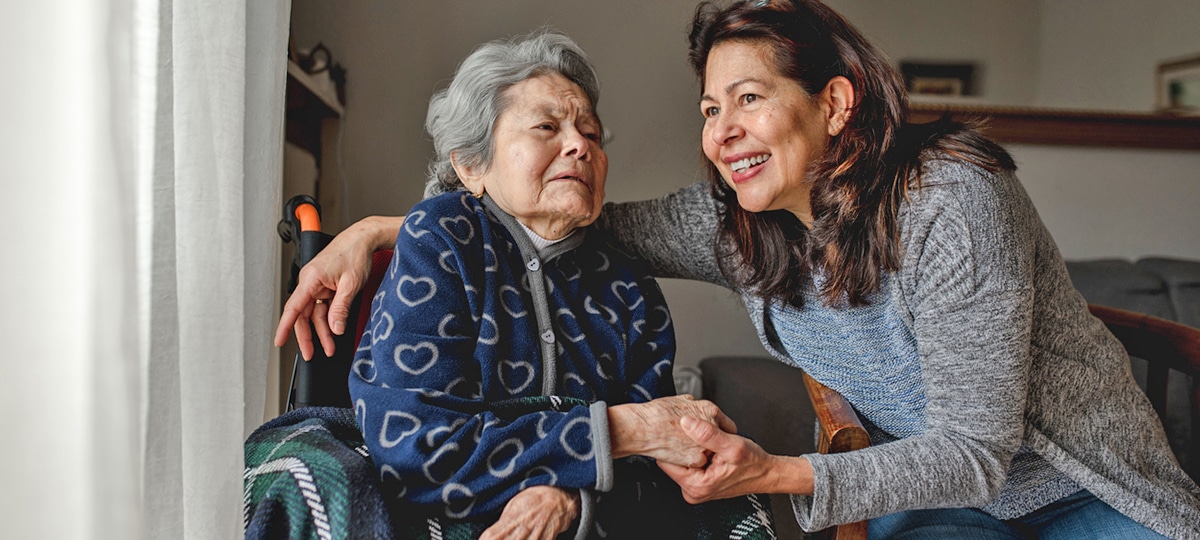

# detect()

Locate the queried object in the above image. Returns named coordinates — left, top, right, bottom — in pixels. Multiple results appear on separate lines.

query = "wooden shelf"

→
left=908, top=103, right=1200, bottom=151
left=284, top=59, right=344, bottom=167
left=286, top=60, right=343, bottom=117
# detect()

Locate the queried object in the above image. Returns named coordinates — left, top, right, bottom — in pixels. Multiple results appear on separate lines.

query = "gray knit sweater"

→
left=597, top=159, right=1200, bottom=538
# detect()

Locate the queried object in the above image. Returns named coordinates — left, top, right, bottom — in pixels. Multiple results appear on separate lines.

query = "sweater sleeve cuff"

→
left=789, top=452, right=833, bottom=532
left=589, top=401, right=614, bottom=492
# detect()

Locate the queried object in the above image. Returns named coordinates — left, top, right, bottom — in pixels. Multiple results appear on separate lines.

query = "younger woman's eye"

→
left=742, top=94, right=758, bottom=105
left=703, top=106, right=719, bottom=118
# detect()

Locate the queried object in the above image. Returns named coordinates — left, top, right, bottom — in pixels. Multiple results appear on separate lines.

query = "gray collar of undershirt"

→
left=516, top=220, right=575, bottom=259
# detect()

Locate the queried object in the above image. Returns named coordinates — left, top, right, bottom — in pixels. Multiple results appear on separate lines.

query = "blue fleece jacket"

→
left=349, top=191, right=675, bottom=519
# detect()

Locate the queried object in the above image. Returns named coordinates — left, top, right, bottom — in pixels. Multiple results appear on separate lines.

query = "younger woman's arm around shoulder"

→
left=595, top=182, right=728, bottom=286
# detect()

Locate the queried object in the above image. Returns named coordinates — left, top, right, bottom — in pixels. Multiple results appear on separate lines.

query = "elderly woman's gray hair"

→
left=424, top=30, right=601, bottom=197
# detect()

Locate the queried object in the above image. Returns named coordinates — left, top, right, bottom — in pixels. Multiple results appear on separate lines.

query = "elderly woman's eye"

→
left=742, top=94, right=758, bottom=105
left=538, top=123, right=556, bottom=131
left=703, top=106, right=719, bottom=118
left=584, top=132, right=601, bottom=141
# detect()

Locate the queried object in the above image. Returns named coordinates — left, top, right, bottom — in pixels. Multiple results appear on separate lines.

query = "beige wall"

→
left=1021, top=0, right=1200, bottom=261
left=290, top=0, right=763, bottom=366
left=829, top=0, right=1042, bottom=107
left=290, top=0, right=1200, bottom=366
left=834, top=0, right=1200, bottom=260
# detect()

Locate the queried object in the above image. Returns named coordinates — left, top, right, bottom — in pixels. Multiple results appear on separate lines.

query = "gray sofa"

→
left=698, top=256, right=1200, bottom=539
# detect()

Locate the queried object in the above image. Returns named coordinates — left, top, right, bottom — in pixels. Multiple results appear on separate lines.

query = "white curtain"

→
left=1, top=0, right=289, bottom=537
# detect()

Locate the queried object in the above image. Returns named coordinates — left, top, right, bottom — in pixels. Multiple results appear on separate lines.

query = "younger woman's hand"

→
left=273, top=215, right=404, bottom=359
left=480, top=485, right=580, bottom=540
left=658, top=416, right=813, bottom=503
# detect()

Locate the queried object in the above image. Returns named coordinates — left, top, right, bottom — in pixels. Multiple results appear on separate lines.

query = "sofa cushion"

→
left=1064, top=259, right=1173, bottom=321
left=700, top=356, right=817, bottom=456
left=1137, top=257, right=1200, bottom=329
left=700, top=356, right=815, bottom=540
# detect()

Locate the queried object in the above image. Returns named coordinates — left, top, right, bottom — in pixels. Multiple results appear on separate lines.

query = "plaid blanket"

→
left=244, top=406, right=776, bottom=539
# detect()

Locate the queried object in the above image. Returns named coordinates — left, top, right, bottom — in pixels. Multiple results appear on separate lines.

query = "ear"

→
left=450, top=152, right=486, bottom=195
left=821, top=76, right=855, bottom=136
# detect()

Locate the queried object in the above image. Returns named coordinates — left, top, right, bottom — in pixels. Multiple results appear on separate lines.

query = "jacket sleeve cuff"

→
left=573, top=489, right=595, bottom=540
left=589, top=401, right=614, bottom=492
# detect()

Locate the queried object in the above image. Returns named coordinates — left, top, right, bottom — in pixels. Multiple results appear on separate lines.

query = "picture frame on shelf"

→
left=900, top=61, right=977, bottom=97
left=1157, top=54, right=1200, bottom=115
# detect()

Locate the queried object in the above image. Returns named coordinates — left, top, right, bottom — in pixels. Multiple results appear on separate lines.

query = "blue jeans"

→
left=868, top=490, right=1167, bottom=539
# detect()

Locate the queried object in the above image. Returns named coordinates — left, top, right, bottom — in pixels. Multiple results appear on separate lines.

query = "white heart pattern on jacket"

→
left=499, top=359, right=535, bottom=394
left=397, top=275, right=436, bottom=307
left=424, top=417, right=468, bottom=449
left=519, top=466, right=558, bottom=489
left=394, top=342, right=439, bottom=375
left=352, top=356, right=377, bottom=383
left=379, top=410, right=422, bottom=448
left=611, top=281, right=643, bottom=310
left=442, top=482, right=476, bottom=518
left=477, top=314, right=499, bottom=346
left=423, top=443, right=461, bottom=485
left=487, top=438, right=525, bottom=478
left=483, top=245, right=498, bottom=272
left=438, top=250, right=459, bottom=276
left=439, top=215, right=475, bottom=245
left=558, top=417, right=594, bottom=461
left=584, top=295, right=618, bottom=324
left=370, top=311, right=394, bottom=344
left=404, top=210, right=429, bottom=239
left=379, top=464, right=407, bottom=498
left=555, top=308, right=587, bottom=343
left=438, top=313, right=464, bottom=338
left=499, top=285, right=527, bottom=318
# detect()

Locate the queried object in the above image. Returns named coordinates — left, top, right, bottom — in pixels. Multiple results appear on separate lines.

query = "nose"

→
left=562, top=126, right=591, bottom=161
left=707, top=112, right=743, bottom=147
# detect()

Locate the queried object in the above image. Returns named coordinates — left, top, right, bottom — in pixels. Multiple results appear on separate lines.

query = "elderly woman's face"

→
left=460, top=73, right=608, bottom=240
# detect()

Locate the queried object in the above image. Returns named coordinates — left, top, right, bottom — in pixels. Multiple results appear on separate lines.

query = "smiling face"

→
left=700, top=40, right=848, bottom=224
left=455, top=72, right=608, bottom=240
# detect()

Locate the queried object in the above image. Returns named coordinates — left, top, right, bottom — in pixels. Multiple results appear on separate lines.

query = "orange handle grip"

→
left=295, top=203, right=321, bottom=232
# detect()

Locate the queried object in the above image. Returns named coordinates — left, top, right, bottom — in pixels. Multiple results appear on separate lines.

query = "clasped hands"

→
left=612, top=396, right=777, bottom=505
left=487, top=396, right=777, bottom=539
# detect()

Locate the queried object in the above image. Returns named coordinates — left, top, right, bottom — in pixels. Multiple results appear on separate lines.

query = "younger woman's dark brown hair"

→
left=689, top=0, right=1014, bottom=307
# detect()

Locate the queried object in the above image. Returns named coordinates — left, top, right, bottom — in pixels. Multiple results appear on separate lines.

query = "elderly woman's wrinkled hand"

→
left=609, top=395, right=738, bottom=467
left=479, top=485, right=580, bottom=540
left=273, top=216, right=403, bottom=360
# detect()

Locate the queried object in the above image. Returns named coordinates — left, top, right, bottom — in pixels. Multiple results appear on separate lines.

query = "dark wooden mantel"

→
left=908, top=103, right=1200, bottom=151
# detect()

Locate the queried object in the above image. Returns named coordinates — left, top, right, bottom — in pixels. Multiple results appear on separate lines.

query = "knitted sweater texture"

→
left=597, top=159, right=1200, bottom=538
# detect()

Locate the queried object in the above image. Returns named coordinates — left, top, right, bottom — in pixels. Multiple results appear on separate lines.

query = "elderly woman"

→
left=339, top=31, right=772, bottom=540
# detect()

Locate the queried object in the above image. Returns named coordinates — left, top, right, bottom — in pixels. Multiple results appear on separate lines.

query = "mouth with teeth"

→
left=727, top=153, right=770, bottom=182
